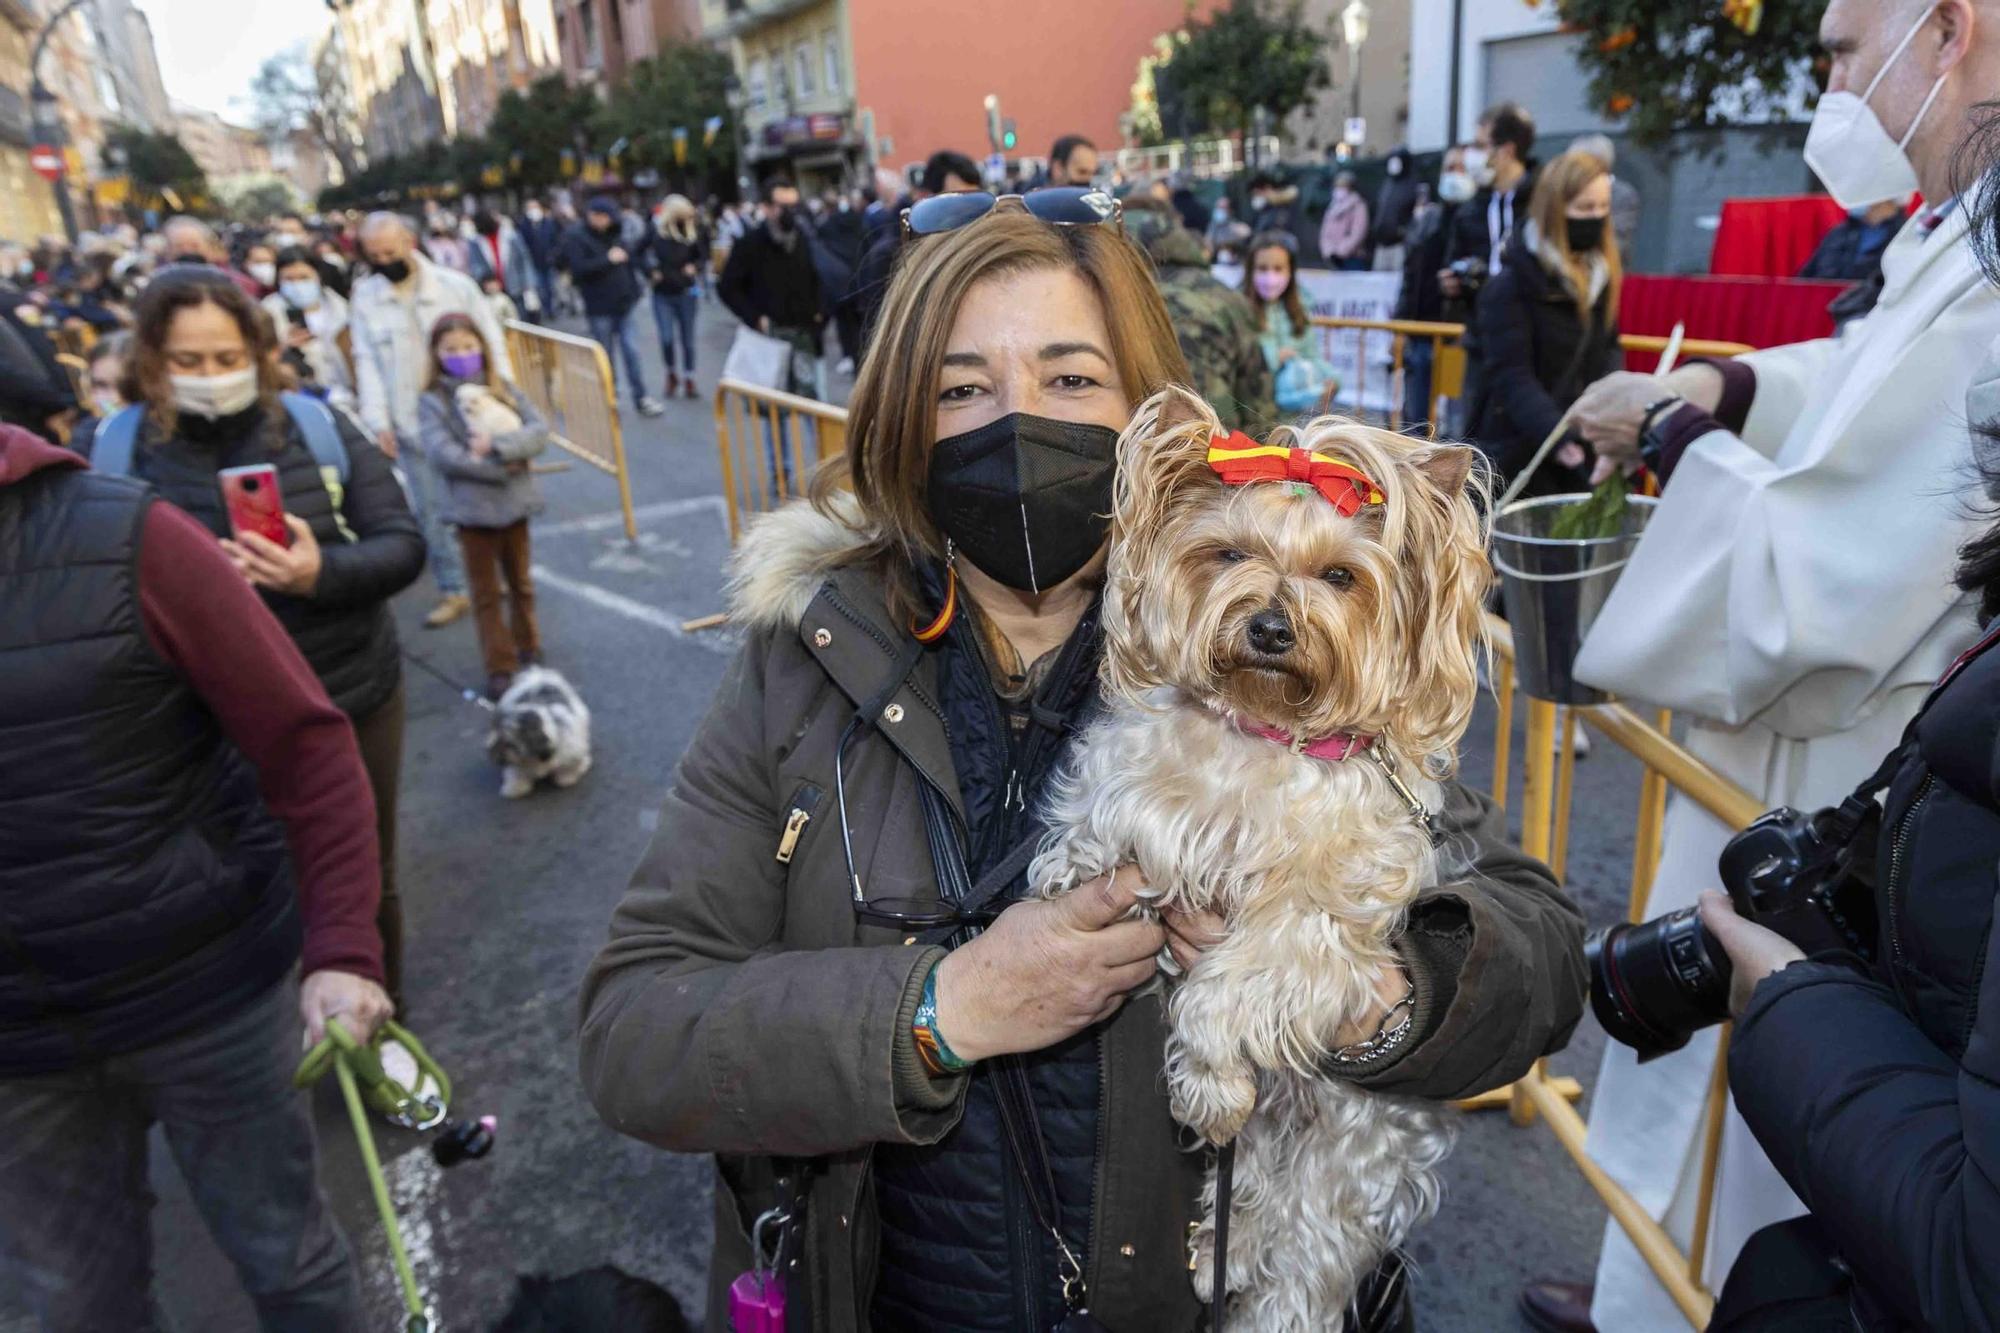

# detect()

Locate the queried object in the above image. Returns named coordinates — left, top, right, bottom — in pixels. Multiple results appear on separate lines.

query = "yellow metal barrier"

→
left=504, top=321, right=637, bottom=541
left=709, top=378, right=1760, bottom=1325
left=1306, top=316, right=1756, bottom=439
left=712, top=377, right=850, bottom=542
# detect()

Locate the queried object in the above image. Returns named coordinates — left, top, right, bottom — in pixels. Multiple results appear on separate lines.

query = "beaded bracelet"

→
left=912, top=961, right=973, bottom=1076
left=1331, top=978, right=1417, bottom=1066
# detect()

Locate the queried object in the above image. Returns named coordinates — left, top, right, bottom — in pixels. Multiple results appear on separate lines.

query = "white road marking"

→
left=529, top=564, right=738, bottom=657
left=537, top=494, right=731, bottom=536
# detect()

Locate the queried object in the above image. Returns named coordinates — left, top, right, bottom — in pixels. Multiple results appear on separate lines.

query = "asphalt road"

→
left=5, top=301, right=1663, bottom=1333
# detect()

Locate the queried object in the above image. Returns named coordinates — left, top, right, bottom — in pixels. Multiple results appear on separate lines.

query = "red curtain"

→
left=1709, top=196, right=1851, bottom=278
left=1619, top=274, right=1848, bottom=370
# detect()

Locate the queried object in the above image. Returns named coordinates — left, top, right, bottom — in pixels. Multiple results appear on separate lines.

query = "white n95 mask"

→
left=1803, top=5, right=1947, bottom=210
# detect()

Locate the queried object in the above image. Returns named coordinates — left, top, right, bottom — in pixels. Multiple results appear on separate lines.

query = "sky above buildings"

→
left=138, top=0, right=327, bottom=122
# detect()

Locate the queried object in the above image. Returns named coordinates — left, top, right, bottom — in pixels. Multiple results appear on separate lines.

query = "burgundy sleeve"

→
left=1649, top=359, right=1759, bottom=487
left=135, top=500, right=385, bottom=983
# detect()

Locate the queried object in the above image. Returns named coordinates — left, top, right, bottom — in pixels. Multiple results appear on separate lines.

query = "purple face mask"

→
left=1253, top=270, right=1289, bottom=303
left=442, top=351, right=485, bottom=380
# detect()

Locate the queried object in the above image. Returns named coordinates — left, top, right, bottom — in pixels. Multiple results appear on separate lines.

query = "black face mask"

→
left=374, top=257, right=412, bottom=283
left=926, top=412, right=1119, bottom=595
left=1566, top=217, right=1607, bottom=254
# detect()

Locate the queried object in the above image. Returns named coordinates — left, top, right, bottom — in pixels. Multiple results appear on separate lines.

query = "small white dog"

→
left=456, top=381, right=525, bottom=441
left=1032, top=388, right=1493, bottom=1330
left=487, top=667, right=592, bottom=799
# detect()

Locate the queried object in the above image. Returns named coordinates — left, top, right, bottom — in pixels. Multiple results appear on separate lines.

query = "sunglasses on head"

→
left=902, top=186, right=1123, bottom=240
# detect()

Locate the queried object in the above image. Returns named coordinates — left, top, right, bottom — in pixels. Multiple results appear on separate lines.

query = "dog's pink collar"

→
left=1235, top=717, right=1375, bottom=762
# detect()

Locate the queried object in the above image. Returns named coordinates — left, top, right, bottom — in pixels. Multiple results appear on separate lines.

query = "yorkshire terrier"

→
left=1031, top=387, right=1492, bottom=1330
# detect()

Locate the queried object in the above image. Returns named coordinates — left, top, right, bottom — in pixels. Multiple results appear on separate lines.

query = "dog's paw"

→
left=500, top=770, right=535, bottom=799
left=552, top=759, right=589, bottom=789
left=1188, top=1221, right=1219, bottom=1302
left=1172, top=1066, right=1257, bottom=1146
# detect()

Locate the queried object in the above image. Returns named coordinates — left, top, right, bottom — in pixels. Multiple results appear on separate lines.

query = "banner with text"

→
left=1211, top=266, right=1403, bottom=417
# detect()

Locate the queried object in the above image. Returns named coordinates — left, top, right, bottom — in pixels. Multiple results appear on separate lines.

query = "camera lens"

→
left=242, top=475, right=260, bottom=492
left=1587, top=907, right=1733, bottom=1062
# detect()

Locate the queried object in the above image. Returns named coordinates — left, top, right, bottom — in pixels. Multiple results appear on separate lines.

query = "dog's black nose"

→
left=1246, top=608, right=1295, bottom=655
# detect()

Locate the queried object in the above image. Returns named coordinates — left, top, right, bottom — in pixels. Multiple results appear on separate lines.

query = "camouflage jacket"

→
left=1147, top=227, right=1277, bottom=433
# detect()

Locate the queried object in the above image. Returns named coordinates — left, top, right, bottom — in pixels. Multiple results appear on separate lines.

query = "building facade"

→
left=85, top=0, right=172, bottom=134
left=1284, top=0, right=1412, bottom=159
left=327, top=0, right=447, bottom=162
left=427, top=0, right=560, bottom=138
left=0, top=0, right=61, bottom=240
left=172, top=102, right=273, bottom=183
left=312, top=22, right=368, bottom=174
left=554, top=0, right=700, bottom=91
left=702, top=0, right=858, bottom=192
left=844, top=0, right=1208, bottom=184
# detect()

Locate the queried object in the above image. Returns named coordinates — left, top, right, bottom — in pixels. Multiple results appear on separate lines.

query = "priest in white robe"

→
left=1537, top=2, right=2000, bottom=1328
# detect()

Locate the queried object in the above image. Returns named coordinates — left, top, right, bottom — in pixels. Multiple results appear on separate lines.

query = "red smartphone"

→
left=218, top=464, right=291, bottom=547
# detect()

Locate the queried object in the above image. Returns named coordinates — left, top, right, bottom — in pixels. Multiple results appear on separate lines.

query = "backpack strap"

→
left=89, top=406, right=146, bottom=476
left=281, top=391, right=349, bottom=485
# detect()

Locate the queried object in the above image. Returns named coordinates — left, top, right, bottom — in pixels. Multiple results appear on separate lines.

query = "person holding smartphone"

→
left=88, top=267, right=426, bottom=1011
left=263, top=246, right=354, bottom=410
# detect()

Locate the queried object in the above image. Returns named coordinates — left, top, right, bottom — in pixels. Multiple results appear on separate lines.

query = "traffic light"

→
left=1002, top=118, right=1018, bottom=151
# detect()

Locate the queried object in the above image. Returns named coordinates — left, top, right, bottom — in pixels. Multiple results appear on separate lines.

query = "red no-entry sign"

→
left=29, top=145, right=62, bottom=181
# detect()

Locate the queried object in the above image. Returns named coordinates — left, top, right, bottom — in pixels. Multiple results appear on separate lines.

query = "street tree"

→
left=1553, top=0, right=1821, bottom=145
left=105, top=123, right=209, bottom=209
left=1146, top=0, right=1330, bottom=143
left=248, top=46, right=363, bottom=183
left=216, top=173, right=299, bottom=224
left=598, top=44, right=739, bottom=192
left=489, top=76, right=606, bottom=191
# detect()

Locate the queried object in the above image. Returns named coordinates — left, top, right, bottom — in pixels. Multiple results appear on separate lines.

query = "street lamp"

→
left=1340, top=0, right=1371, bottom=145
left=30, top=0, right=92, bottom=243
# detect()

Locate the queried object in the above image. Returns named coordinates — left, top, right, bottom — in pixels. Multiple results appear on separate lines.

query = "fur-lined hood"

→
left=725, top=493, right=882, bottom=634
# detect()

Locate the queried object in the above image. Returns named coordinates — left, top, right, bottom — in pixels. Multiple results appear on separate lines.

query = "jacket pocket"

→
left=774, top=782, right=826, bottom=868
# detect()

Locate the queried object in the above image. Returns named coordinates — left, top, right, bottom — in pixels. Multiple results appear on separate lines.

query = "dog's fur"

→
left=491, top=1265, right=691, bottom=1332
left=1029, top=387, right=1493, bottom=1331
left=487, top=666, right=592, bottom=799
left=456, top=381, right=526, bottom=441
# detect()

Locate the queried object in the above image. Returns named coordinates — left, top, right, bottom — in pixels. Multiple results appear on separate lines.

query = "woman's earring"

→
left=914, top=540, right=958, bottom=643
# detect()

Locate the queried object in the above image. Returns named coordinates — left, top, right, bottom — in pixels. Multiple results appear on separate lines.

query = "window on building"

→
left=823, top=32, right=841, bottom=93
left=793, top=43, right=813, bottom=98
left=748, top=55, right=768, bottom=107
left=580, top=1, right=602, bottom=68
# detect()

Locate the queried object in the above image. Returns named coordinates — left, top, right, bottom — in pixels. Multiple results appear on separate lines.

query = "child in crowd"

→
left=1242, top=231, right=1338, bottom=417
left=416, top=314, right=551, bottom=700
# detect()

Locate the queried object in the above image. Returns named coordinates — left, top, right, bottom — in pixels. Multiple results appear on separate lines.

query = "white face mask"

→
left=1462, top=147, right=1494, bottom=188
left=1438, top=172, right=1478, bottom=205
left=280, top=278, right=321, bottom=310
left=1804, top=5, right=1947, bottom=210
left=247, top=261, right=276, bottom=286
left=171, top=367, right=259, bottom=419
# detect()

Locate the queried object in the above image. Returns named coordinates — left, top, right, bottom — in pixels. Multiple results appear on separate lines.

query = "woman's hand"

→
left=469, top=428, right=494, bottom=459
left=300, top=969, right=394, bottom=1046
left=933, top=865, right=1165, bottom=1063
left=1163, top=906, right=1226, bottom=973
left=286, top=324, right=314, bottom=350
left=222, top=515, right=322, bottom=597
left=1331, top=965, right=1418, bottom=1051
left=1699, top=890, right=1805, bottom=1018
left=1555, top=441, right=1588, bottom=470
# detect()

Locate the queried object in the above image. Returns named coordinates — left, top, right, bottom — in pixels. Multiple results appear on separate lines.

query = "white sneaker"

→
left=636, top=396, right=667, bottom=417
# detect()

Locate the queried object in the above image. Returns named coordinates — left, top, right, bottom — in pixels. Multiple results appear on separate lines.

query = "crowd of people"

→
left=11, top=0, right=2000, bottom=1326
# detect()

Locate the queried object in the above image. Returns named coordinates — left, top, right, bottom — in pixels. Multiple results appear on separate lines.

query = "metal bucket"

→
left=1491, top=493, right=1658, bottom=705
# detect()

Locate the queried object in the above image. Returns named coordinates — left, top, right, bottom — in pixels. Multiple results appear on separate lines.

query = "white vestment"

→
left=1571, top=203, right=2000, bottom=1329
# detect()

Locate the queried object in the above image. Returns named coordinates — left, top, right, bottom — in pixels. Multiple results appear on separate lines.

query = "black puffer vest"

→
left=126, top=404, right=401, bottom=720
left=872, top=590, right=1107, bottom=1332
left=0, top=467, right=301, bottom=1075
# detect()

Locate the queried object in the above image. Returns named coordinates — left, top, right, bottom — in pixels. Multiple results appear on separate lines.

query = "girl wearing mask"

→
left=1241, top=231, right=1337, bottom=417
left=1466, top=148, right=1623, bottom=497
left=94, top=268, right=425, bottom=1006
left=416, top=315, right=550, bottom=700
left=263, top=246, right=354, bottom=409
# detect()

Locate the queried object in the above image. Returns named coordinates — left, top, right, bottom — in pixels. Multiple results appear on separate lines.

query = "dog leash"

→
left=400, top=648, right=496, bottom=713
left=1211, top=1141, right=1235, bottom=1331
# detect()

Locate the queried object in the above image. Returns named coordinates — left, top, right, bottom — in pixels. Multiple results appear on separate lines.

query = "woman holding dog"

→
left=91, top=266, right=426, bottom=1009
left=417, top=313, right=551, bottom=701
left=582, top=193, right=1587, bottom=1332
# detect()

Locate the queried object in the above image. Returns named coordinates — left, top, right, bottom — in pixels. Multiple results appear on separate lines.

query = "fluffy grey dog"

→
left=487, top=667, right=592, bottom=799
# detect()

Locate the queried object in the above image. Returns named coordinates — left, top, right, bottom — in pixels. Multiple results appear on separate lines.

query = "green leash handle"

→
left=295, top=1017, right=446, bottom=1331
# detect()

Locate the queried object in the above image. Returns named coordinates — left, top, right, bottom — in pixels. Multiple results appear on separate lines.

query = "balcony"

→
left=711, top=0, right=825, bottom=40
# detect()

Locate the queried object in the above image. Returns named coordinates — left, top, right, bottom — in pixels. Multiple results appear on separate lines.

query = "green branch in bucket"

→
left=1547, top=472, right=1632, bottom=541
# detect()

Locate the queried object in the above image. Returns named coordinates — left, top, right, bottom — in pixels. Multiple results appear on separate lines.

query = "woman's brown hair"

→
left=424, top=313, right=516, bottom=410
left=119, top=267, right=282, bottom=440
left=1527, top=149, right=1623, bottom=326
left=816, top=211, right=1190, bottom=616
left=1241, top=232, right=1309, bottom=338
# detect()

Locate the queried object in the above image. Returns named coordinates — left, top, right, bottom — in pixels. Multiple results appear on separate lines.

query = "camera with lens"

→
left=1446, top=256, right=1488, bottom=295
left=1588, top=804, right=1878, bottom=1062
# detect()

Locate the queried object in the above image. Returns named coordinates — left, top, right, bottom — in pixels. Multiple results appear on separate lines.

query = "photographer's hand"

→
left=1699, top=891, right=1805, bottom=1018
left=933, top=865, right=1165, bottom=1063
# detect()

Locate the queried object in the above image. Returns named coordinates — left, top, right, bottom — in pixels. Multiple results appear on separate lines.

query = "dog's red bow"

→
left=1205, top=431, right=1385, bottom=517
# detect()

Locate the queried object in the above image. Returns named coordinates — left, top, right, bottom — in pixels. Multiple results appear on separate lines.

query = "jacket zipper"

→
left=1885, top=774, right=1934, bottom=983
left=773, top=783, right=824, bottom=865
